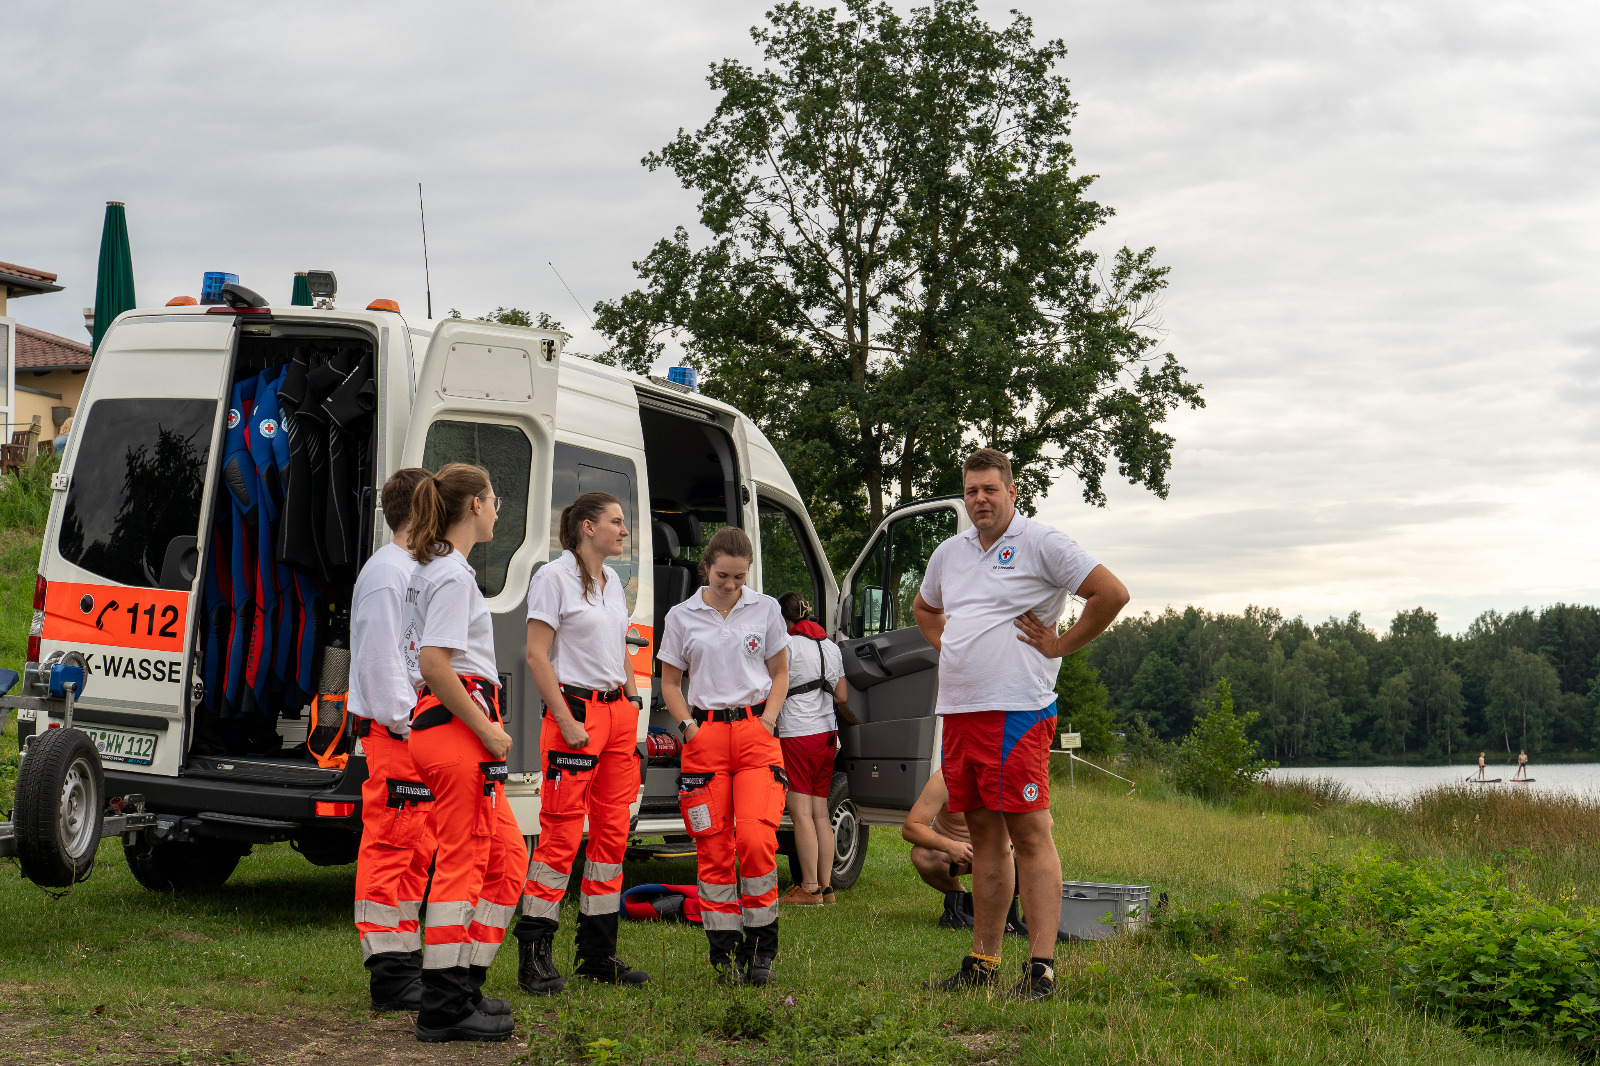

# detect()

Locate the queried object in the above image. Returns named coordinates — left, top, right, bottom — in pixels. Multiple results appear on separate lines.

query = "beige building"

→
left=2, top=259, right=89, bottom=458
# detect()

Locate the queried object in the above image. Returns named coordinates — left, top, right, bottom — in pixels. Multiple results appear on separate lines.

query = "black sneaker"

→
left=924, top=955, right=999, bottom=992
left=415, top=1008, right=515, bottom=1043
left=939, top=890, right=975, bottom=930
left=517, top=935, right=566, bottom=995
left=575, top=955, right=650, bottom=986
left=747, top=954, right=776, bottom=986
left=1014, top=961, right=1055, bottom=1001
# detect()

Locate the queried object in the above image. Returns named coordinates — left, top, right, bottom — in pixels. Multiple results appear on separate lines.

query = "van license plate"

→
left=82, top=727, right=158, bottom=767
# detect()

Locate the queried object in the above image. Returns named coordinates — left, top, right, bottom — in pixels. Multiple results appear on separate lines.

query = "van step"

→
left=196, top=811, right=301, bottom=830
left=185, top=755, right=341, bottom=787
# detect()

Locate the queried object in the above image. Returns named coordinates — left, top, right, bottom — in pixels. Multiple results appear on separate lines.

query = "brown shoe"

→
left=819, top=886, right=836, bottom=905
left=780, top=884, right=823, bottom=907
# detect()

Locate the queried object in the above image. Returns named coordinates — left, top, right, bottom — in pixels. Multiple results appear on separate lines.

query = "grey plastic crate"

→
left=1058, top=880, right=1151, bottom=941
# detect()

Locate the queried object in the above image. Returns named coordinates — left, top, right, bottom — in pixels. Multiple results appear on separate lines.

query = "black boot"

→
left=415, top=968, right=513, bottom=1041
left=1004, top=896, right=1029, bottom=938
left=467, top=964, right=512, bottom=1015
left=366, top=951, right=423, bottom=1011
left=940, top=889, right=975, bottom=929
left=572, top=911, right=649, bottom=985
left=516, top=933, right=566, bottom=995
left=739, top=923, right=778, bottom=985
left=707, top=927, right=744, bottom=985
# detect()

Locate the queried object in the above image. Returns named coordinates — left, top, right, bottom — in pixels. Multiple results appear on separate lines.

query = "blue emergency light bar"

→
left=200, top=272, right=240, bottom=305
left=667, top=366, right=699, bottom=391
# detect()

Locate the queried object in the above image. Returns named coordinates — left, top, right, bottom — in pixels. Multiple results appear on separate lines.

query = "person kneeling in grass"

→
left=902, top=768, right=1026, bottom=936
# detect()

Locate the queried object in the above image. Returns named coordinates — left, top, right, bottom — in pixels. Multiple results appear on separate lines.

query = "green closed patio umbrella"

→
left=91, top=201, right=136, bottom=353
left=291, top=271, right=313, bottom=306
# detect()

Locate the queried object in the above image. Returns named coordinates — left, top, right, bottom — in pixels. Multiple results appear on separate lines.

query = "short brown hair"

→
left=962, top=448, right=1013, bottom=485
left=381, top=467, right=431, bottom=533
left=699, top=525, right=754, bottom=580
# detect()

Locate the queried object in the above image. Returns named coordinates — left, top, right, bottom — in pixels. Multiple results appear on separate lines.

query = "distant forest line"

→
left=1058, top=603, right=1600, bottom=763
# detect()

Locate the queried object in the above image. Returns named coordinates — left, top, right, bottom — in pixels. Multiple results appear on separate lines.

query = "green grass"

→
left=0, top=766, right=1582, bottom=1064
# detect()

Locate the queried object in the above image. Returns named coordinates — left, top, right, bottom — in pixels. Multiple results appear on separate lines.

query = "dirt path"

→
left=0, top=1006, right=546, bottom=1065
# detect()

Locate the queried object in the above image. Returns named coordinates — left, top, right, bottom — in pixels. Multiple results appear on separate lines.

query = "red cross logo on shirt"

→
left=745, top=634, right=763, bottom=656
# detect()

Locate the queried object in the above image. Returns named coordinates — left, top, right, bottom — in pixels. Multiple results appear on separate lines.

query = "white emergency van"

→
left=1, top=281, right=965, bottom=892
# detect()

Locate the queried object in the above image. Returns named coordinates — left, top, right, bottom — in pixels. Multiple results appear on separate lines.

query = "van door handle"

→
left=626, top=634, right=650, bottom=648
left=856, top=642, right=889, bottom=674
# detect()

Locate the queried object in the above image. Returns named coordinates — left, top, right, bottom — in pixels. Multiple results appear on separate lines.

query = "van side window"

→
left=57, top=398, right=216, bottom=589
left=422, top=420, right=531, bottom=597
left=550, top=443, right=639, bottom=612
left=757, top=498, right=822, bottom=619
left=850, top=507, right=957, bottom=637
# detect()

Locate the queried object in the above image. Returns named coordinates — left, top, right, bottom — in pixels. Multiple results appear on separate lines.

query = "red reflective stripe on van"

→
left=41, top=582, right=189, bottom=654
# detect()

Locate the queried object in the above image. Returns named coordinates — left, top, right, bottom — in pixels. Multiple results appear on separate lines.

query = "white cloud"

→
left=3, top=0, right=1595, bottom=633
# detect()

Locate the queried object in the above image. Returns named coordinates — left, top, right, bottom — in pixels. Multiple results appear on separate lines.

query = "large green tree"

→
left=596, top=0, right=1202, bottom=565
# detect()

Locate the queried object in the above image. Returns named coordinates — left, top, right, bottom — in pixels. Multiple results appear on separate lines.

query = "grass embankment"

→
left=0, top=764, right=1585, bottom=1065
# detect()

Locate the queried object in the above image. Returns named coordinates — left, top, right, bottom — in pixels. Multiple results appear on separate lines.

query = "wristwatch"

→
left=676, top=718, right=691, bottom=737
left=628, top=694, right=644, bottom=709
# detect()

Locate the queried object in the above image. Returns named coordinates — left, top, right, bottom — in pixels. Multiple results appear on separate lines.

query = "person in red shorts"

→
left=913, top=448, right=1128, bottom=999
left=774, top=591, right=847, bottom=906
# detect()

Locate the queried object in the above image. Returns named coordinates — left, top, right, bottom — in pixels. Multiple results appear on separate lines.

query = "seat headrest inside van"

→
left=661, top=512, right=704, bottom=548
left=652, top=521, right=681, bottom=563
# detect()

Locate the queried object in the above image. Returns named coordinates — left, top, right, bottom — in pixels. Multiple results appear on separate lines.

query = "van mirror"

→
left=157, top=535, right=199, bottom=591
left=859, top=587, right=885, bottom=636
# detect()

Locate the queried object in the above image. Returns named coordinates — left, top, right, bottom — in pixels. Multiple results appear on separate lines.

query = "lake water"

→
left=1269, top=762, right=1600, bottom=802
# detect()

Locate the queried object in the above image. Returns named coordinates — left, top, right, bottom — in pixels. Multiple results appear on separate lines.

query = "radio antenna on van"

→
left=418, top=182, right=434, bottom=319
left=548, top=261, right=594, bottom=327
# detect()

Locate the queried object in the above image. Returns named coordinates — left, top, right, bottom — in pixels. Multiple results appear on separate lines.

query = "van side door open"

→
left=35, top=315, right=240, bottom=775
left=400, top=321, right=563, bottom=832
left=836, top=500, right=966, bottom=812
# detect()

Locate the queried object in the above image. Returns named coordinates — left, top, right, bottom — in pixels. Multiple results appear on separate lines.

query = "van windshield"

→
left=57, top=398, right=216, bottom=589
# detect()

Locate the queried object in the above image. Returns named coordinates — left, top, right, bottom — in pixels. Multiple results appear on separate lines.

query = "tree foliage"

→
left=596, top=0, right=1202, bottom=566
left=1173, top=680, right=1275, bottom=801
left=1054, top=647, right=1118, bottom=756
left=1090, top=603, right=1600, bottom=762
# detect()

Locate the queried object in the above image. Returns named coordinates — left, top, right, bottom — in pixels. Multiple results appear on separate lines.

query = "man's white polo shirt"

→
left=918, top=512, right=1099, bottom=715
left=658, top=586, right=790, bottom=710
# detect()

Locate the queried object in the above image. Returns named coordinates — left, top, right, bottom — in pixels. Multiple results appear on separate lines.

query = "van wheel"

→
left=13, top=727, right=105, bottom=887
left=827, top=772, right=868, bottom=890
left=123, top=836, right=249, bottom=891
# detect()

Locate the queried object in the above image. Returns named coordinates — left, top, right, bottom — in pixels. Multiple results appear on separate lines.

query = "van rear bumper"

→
left=104, top=760, right=366, bottom=834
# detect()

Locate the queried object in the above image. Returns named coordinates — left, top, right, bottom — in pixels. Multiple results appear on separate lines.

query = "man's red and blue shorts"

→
left=941, top=703, right=1057, bottom=814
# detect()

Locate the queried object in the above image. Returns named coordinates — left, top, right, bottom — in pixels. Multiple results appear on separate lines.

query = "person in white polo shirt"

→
left=657, top=526, right=791, bottom=986
left=913, top=448, right=1129, bottom=1000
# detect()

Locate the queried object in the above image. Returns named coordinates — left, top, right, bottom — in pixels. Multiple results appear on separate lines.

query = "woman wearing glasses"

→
left=402, top=463, right=526, bottom=1043
left=516, top=491, right=649, bottom=994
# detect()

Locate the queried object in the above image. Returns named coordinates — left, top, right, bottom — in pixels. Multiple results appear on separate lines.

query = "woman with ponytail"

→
left=401, top=463, right=526, bottom=1044
left=657, top=526, right=791, bottom=986
left=774, top=592, right=848, bottom=907
left=515, top=491, right=649, bottom=994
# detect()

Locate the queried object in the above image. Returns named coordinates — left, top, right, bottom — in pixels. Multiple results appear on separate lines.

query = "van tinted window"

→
left=422, top=420, right=531, bottom=598
left=57, top=398, right=217, bottom=589
left=758, top=499, right=821, bottom=619
left=551, top=443, right=639, bottom=612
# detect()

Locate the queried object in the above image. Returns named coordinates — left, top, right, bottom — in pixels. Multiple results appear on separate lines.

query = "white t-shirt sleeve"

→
left=918, top=541, right=948, bottom=610
left=525, top=565, right=563, bottom=629
left=1040, top=527, right=1100, bottom=595
left=657, top=608, right=690, bottom=671
left=764, top=600, right=791, bottom=661
left=823, top=639, right=844, bottom=687
left=420, top=573, right=473, bottom=651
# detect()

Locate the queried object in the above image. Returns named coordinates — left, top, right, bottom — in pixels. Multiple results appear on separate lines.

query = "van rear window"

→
left=57, top=398, right=217, bottom=589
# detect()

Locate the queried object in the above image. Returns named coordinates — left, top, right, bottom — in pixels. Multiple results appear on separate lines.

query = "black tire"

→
left=783, top=773, right=870, bottom=890
left=123, top=836, right=249, bottom=891
left=290, top=828, right=360, bottom=867
left=14, top=727, right=106, bottom=887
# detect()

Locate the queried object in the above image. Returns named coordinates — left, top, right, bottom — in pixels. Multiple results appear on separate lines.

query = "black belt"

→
left=691, top=701, right=767, bottom=724
left=352, top=716, right=408, bottom=742
left=560, top=684, right=625, bottom=703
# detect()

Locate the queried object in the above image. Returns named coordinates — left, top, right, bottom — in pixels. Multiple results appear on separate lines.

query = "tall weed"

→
left=1234, top=777, right=1352, bottom=816
left=0, top=452, right=58, bottom=534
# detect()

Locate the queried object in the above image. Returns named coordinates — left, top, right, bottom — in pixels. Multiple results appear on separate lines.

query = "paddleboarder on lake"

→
left=1476, top=752, right=1487, bottom=780
left=1513, top=749, right=1529, bottom=781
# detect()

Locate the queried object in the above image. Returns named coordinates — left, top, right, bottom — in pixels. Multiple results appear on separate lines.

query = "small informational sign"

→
left=1060, top=732, right=1082, bottom=750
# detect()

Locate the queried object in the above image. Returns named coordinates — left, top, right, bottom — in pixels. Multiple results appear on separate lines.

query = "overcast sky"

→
left=3, top=1, right=1596, bottom=634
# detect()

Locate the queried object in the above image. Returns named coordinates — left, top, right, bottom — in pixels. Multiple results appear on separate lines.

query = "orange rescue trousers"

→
left=518, top=687, right=640, bottom=962
left=678, top=708, right=787, bottom=966
left=353, top=719, right=437, bottom=1005
left=408, top=681, right=528, bottom=1029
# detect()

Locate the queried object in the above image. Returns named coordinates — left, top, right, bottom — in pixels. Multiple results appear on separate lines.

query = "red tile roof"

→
left=0, top=261, right=58, bottom=285
left=15, top=324, right=92, bottom=370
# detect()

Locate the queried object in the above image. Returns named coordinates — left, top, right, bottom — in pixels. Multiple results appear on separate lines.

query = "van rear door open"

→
left=399, top=321, right=562, bottom=830
left=35, top=314, right=238, bottom=775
